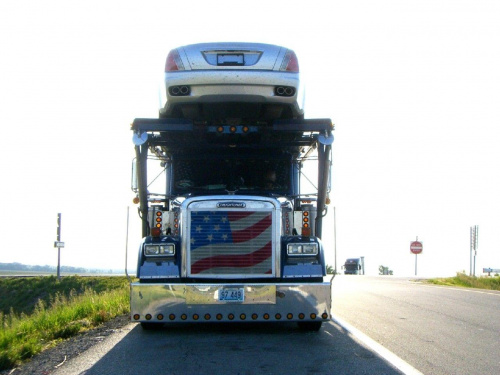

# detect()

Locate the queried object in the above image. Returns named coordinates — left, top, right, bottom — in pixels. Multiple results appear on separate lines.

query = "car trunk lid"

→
left=181, top=42, right=284, bottom=71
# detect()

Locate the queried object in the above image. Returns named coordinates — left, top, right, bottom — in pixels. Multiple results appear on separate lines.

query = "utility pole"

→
left=470, top=227, right=472, bottom=276
left=334, top=206, right=337, bottom=274
left=474, top=225, right=478, bottom=277
left=470, top=225, right=478, bottom=276
left=125, top=207, right=132, bottom=282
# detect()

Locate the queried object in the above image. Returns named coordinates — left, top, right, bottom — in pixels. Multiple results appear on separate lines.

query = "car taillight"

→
left=280, top=50, right=299, bottom=72
left=165, top=49, right=185, bottom=71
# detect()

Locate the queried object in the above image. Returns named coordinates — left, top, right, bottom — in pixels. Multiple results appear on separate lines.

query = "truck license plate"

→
left=218, top=287, right=244, bottom=302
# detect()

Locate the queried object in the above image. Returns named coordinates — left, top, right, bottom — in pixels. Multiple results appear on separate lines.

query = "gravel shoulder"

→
left=1, top=315, right=132, bottom=375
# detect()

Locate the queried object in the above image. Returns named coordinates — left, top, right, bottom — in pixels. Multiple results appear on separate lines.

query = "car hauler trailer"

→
left=130, top=118, right=334, bottom=331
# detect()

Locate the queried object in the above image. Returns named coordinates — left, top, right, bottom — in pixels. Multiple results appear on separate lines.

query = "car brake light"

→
left=280, top=50, right=299, bottom=72
left=165, top=49, right=185, bottom=71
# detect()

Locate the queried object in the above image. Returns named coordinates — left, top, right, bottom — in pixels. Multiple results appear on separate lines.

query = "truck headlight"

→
left=287, top=243, right=318, bottom=256
left=144, top=244, right=175, bottom=256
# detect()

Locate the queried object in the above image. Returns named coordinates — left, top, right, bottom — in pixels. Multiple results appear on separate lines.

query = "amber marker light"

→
left=275, top=313, right=282, bottom=320
left=242, top=126, right=249, bottom=133
left=302, top=211, right=310, bottom=234
left=193, top=314, right=199, bottom=321
left=145, top=314, right=152, bottom=320
left=216, top=314, right=223, bottom=320
left=155, top=211, right=162, bottom=229
left=151, top=227, right=162, bottom=237
left=133, top=196, right=140, bottom=204
left=228, top=313, right=235, bottom=320
left=133, top=314, right=140, bottom=320
left=322, top=313, right=329, bottom=319
left=169, top=314, right=176, bottom=321
left=229, top=126, right=237, bottom=133
left=217, top=126, right=224, bottom=133
left=298, top=313, right=305, bottom=320
left=252, top=313, right=258, bottom=320
left=263, top=313, right=270, bottom=320
left=157, top=314, right=164, bottom=321
left=310, top=313, right=317, bottom=320
left=181, top=314, right=187, bottom=320
left=287, top=313, right=293, bottom=320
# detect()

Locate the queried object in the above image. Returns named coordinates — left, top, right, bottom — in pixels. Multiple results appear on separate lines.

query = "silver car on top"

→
left=159, top=42, right=305, bottom=123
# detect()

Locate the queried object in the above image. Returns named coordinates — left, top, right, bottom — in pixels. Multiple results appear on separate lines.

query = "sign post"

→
left=410, top=237, right=423, bottom=276
left=54, top=213, right=64, bottom=280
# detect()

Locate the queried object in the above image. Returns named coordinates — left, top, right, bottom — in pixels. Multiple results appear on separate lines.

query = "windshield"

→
left=172, top=158, right=291, bottom=194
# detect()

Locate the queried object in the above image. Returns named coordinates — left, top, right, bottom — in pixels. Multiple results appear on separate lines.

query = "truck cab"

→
left=343, top=258, right=362, bottom=275
left=130, top=118, right=334, bottom=330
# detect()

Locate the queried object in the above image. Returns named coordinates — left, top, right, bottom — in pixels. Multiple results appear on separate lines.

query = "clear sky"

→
left=1, top=0, right=499, bottom=277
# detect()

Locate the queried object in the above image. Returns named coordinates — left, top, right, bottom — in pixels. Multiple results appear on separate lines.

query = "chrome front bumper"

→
left=130, top=280, right=332, bottom=323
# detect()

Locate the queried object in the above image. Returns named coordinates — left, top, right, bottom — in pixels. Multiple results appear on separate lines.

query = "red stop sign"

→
left=410, top=241, right=423, bottom=254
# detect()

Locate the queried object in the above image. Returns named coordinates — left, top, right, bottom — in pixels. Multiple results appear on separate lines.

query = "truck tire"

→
left=297, top=321, right=322, bottom=331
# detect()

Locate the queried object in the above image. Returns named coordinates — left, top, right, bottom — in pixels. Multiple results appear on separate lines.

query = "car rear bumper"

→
left=165, top=70, right=300, bottom=88
left=160, top=70, right=304, bottom=117
left=130, top=280, right=332, bottom=323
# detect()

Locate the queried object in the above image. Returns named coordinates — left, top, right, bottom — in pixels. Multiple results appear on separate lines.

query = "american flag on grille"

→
left=189, top=210, right=273, bottom=275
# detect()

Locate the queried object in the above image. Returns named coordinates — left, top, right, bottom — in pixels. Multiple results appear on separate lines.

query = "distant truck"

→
left=342, top=258, right=363, bottom=275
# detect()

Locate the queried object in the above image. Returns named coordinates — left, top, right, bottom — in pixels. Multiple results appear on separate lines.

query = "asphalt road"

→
left=51, top=276, right=499, bottom=375
left=53, top=320, right=406, bottom=375
left=332, top=276, right=500, bottom=375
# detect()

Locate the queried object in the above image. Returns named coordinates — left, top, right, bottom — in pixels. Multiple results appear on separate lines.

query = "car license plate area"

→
left=218, top=287, right=244, bottom=302
left=217, top=54, right=244, bottom=66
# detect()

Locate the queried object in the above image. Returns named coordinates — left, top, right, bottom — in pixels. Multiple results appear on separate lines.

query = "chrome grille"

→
left=188, top=210, right=273, bottom=277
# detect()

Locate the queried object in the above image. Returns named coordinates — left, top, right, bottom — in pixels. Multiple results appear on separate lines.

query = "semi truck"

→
left=129, top=117, right=334, bottom=331
left=342, top=258, right=363, bottom=275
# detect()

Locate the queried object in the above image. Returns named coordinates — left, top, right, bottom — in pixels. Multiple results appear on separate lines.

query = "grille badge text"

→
left=217, top=202, right=246, bottom=208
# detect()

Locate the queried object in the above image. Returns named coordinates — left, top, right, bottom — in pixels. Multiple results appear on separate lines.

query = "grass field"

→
left=427, top=273, right=500, bottom=290
left=0, top=276, right=130, bottom=371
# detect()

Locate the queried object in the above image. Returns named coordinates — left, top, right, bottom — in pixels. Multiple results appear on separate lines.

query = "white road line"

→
left=331, top=315, right=425, bottom=375
left=414, top=283, right=500, bottom=296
